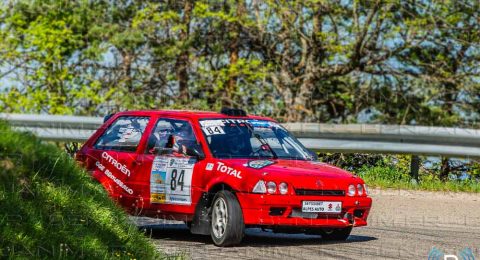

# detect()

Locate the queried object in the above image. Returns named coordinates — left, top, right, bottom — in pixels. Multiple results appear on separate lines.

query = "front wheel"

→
left=210, top=190, right=244, bottom=246
left=318, top=227, right=352, bottom=241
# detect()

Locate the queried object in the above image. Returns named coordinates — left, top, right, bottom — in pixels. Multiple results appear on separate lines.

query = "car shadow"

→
left=138, top=223, right=377, bottom=247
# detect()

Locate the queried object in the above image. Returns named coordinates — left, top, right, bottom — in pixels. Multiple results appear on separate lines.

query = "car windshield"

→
left=199, top=119, right=315, bottom=160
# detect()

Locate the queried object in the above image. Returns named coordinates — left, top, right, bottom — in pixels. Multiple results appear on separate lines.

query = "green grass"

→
left=0, top=122, right=160, bottom=259
left=358, top=165, right=480, bottom=193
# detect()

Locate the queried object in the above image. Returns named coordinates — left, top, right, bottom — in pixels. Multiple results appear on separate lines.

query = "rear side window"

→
left=94, top=116, right=149, bottom=152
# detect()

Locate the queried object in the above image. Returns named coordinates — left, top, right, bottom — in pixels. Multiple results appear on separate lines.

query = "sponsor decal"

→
left=248, top=120, right=275, bottom=128
left=150, top=156, right=196, bottom=205
left=150, top=157, right=168, bottom=203
left=96, top=161, right=133, bottom=195
left=246, top=160, right=275, bottom=169
left=200, top=119, right=281, bottom=136
left=205, top=163, right=214, bottom=171
left=200, top=119, right=250, bottom=127
left=102, top=152, right=131, bottom=177
left=117, top=126, right=142, bottom=143
left=200, top=120, right=225, bottom=127
left=216, top=162, right=242, bottom=179
left=222, top=119, right=249, bottom=124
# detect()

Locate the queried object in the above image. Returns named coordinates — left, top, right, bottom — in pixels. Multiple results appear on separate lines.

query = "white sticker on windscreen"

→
left=200, top=120, right=225, bottom=127
left=202, top=125, right=225, bottom=135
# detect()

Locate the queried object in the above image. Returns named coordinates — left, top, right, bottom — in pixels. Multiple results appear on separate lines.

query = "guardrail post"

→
left=410, top=155, right=420, bottom=183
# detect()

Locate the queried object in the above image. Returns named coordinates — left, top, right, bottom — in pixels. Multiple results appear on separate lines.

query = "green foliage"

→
left=358, top=165, right=480, bottom=193
left=317, top=153, right=384, bottom=172
left=320, top=152, right=480, bottom=192
left=0, top=0, right=479, bottom=180
left=0, top=121, right=159, bottom=259
left=0, top=0, right=478, bottom=125
left=471, top=162, right=480, bottom=180
left=358, top=165, right=411, bottom=184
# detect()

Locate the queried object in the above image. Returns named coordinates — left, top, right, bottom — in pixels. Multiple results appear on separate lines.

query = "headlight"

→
left=266, top=181, right=277, bottom=194
left=364, top=184, right=368, bottom=195
left=278, top=182, right=288, bottom=195
left=252, top=180, right=266, bottom=194
left=347, top=184, right=356, bottom=196
left=357, top=184, right=364, bottom=196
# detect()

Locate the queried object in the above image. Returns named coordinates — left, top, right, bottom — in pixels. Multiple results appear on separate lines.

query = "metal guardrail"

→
left=1, top=113, right=479, bottom=158
left=285, top=123, right=480, bottom=158
left=1, top=113, right=103, bottom=142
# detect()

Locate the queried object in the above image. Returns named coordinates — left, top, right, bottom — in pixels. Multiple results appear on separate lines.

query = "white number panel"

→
left=150, top=156, right=196, bottom=205
left=202, top=126, right=225, bottom=136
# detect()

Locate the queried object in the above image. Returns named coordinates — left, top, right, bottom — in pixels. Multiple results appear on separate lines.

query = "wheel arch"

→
left=207, top=182, right=235, bottom=203
left=190, top=182, right=240, bottom=236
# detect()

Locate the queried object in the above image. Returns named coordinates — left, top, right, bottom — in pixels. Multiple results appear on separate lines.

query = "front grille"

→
left=295, top=189, right=345, bottom=196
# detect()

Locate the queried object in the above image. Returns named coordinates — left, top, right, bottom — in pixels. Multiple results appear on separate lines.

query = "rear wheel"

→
left=210, top=190, right=244, bottom=246
left=318, top=227, right=352, bottom=241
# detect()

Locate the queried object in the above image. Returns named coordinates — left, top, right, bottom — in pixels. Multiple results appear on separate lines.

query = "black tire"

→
left=318, top=227, right=352, bottom=241
left=210, top=190, right=244, bottom=246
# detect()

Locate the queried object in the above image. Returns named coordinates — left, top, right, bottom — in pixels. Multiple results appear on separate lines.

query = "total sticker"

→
left=202, top=126, right=225, bottom=136
left=216, top=162, right=242, bottom=179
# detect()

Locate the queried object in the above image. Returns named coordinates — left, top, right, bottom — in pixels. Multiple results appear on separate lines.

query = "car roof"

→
left=113, top=110, right=276, bottom=122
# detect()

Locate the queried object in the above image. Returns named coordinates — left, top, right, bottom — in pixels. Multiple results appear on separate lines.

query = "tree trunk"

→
left=439, top=81, right=456, bottom=180
left=176, top=0, right=192, bottom=101
left=224, top=0, right=245, bottom=107
left=440, top=157, right=450, bottom=181
left=291, top=55, right=316, bottom=122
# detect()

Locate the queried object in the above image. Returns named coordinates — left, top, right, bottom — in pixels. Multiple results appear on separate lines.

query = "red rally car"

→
left=76, top=108, right=372, bottom=246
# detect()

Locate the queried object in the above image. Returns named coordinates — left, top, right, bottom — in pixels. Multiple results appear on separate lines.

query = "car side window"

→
left=94, top=116, right=149, bottom=152
left=146, top=118, right=203, bottom=157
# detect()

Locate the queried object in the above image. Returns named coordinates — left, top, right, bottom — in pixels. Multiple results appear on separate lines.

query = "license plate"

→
left=302, top=201, right=342, bottom=213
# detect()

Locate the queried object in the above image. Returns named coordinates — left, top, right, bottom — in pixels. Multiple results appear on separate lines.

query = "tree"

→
left=1, top=0, right=479, bottom=180
left=0, top=0, right=479, bottom=126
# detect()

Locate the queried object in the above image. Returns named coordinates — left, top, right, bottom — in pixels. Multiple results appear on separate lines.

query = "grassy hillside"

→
left=0, top=122, right=159, bottom=259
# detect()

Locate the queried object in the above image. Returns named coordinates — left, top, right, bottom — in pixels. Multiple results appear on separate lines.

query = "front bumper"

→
left=236, top=192, right=372, bottom=228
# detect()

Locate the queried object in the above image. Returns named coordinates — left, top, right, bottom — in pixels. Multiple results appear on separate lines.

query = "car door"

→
left=130, top=117, right=207, bottom=217
left=89, top=115, right=150, bottom=208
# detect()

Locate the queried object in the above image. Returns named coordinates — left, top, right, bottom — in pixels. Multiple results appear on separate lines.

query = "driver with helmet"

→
left=171, top=124, right=197, bottom=156
left=225, top=126, right=252, bottom=157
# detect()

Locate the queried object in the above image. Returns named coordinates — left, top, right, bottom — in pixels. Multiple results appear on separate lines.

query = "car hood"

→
left=217, top=159, right=361, bottom=190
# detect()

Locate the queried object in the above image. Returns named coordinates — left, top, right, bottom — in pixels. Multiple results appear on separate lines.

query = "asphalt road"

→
left=132, top=189, right=480, bottom=259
